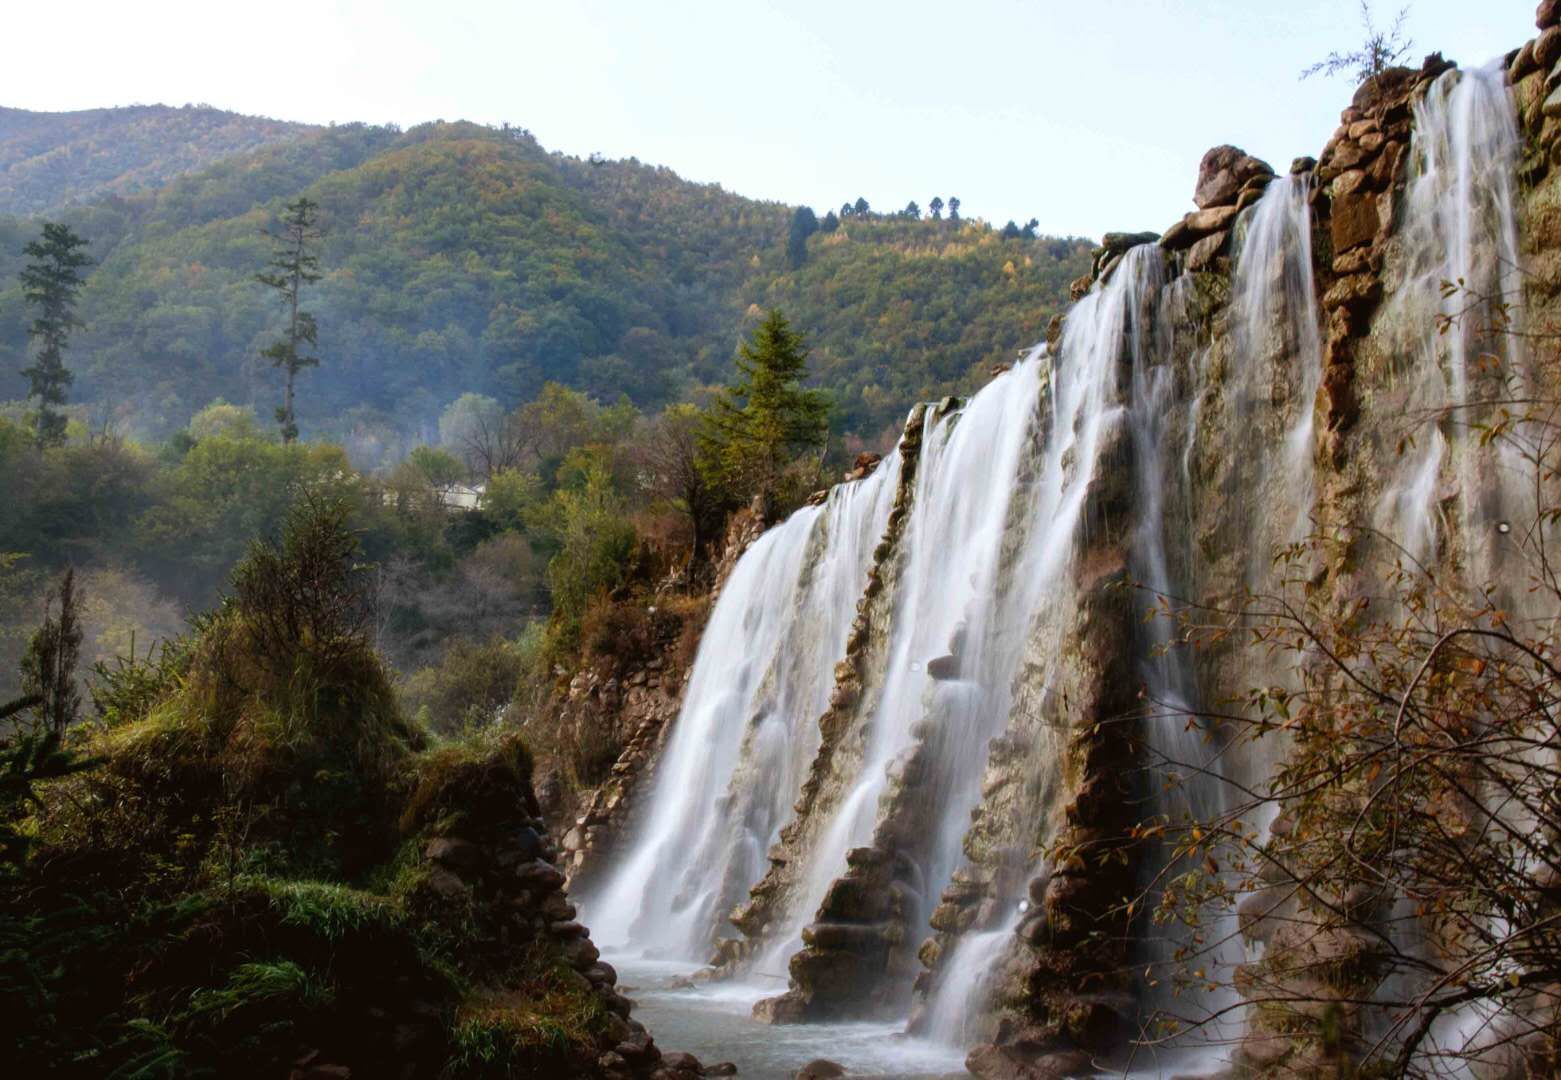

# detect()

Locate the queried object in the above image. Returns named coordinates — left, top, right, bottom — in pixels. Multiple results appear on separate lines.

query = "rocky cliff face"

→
left=567, top=10, right=1561, bottom=1077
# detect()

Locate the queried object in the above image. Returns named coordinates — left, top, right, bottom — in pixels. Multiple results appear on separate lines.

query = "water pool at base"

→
left=607, top=954, right=968, bottom=1080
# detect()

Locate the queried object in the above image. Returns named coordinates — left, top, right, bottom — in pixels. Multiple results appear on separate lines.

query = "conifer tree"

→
left=787, top=206, right=819, bottom=269
left=18, top=223, right=92, bottom=449
left=257, top=198, right=324, bottom=443
left=702, top=309, right=830, bottom=519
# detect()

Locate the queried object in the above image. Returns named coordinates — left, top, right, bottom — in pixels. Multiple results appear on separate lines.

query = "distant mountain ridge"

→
left=0, top=103, right=314, bottom=216
left=0, top=114, right=1090, bottom=447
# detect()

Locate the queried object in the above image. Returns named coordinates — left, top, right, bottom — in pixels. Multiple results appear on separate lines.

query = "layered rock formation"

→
left=569, top=10, right=1561, bottom=1077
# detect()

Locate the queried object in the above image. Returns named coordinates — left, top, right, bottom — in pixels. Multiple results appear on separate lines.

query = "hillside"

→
left=0, top=103, right=312, bottom=216
left=0, top=120, right=1091, bottom=447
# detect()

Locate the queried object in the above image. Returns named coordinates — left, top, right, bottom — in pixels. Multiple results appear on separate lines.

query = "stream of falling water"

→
left=754, top=355, right=1056, bottom=981
left=1379, top=60, right=1523, bottom=574
left=586, top=456, right=900, bottom=959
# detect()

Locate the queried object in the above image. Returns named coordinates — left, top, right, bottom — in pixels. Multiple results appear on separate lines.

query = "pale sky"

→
left=3, top=0, right=1536, bottom=238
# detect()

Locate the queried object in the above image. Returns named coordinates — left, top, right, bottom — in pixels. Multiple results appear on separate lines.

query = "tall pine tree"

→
left=702, top=310, right=830, bottom=520
left=18, top=224, right=92, bottom=449
left=257, top=198, right=323, bottom=443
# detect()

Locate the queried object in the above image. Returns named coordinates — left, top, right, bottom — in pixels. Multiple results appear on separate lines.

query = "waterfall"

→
left=918, top=246, right=1166, bottom=1043
left=585, top=457, right=900, bottom=958
left=1380, top=60, right=1523, bottom=573
left=756, top=354, right=1057, bottom=980
left=1229, top=174, right=1324, bottom=558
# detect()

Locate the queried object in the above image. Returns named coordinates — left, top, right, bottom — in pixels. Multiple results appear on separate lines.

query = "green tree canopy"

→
left=702, top=309, right=829, bottom=519
left=18, top=223, right=92, bottom=448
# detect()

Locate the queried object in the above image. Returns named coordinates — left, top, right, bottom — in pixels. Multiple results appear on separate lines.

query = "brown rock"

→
left=425, top=864, right=468, bottom=900
left=1185, top=204, right=1240, bottom=232
left=752, top=992, right=806, bottom=1024
left=1350, top=66, right=1416, bottom=112
left=662, top=1051, right=703, bottom=1073
left=1291, top=155, right=1318, bottom=175
left=560, top=936, right=600, bottom=970
left=796, top=1061, right=845, bottom=1080
left=1541, top=25, right=1561, bottom=69
left=707, top=1065, right=738, bottom=1077
left=1332, top=168, right=1370, bottom=197
left=966, top=1043, right=1076, bottom=1080
left=1194, top=144, right=1273, bottom=208
left=927, top=653, right=962, bottom=680
left=1545, top=0, right=1561, bottom=28
left=1323, top=362, right=1358, bottom=431
left=1330, top=191, right=1380, bottom=252
left=513, top=859, right=565, bottom=893
left=1322, top=273, right=1383, bottom=317
left=1185, top=229, right=1229, bottom=272
left=1157, top=215, right=1196, bottom=251
left=615, top=1031, right=660, bottom=1064
left=1367, top=140, right=1407, bottom=189
left=1333, top=248, right=1371, bottom=274
left=424, top=837, right=482, bottom=871
left=1330, top=139, right=1372, bottom=170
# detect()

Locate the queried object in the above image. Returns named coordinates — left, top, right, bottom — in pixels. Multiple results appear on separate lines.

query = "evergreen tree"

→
left=257, top=197, right=324, bottom=443
left=18, top=223, right=92, bottom=449
left=948, top=196, right=961, bottom=220
left=1022, top=217, right=1039, bottom=239
left=1002, top=220, right=1022, bottom=239
left=853, top=196, right=870, bottom=217
left=903, top=201, right=920, bottom=219
left=702, top=310, right=830, bottom=520
left=840, top=201, right=854, bottom=219
left=929, top=196, right=944, bottom=220
left=787, top=206, right=819, bottom=269
left=19, top=567, right=82, bottom=737
left=821, top=210, right=840, bottom=233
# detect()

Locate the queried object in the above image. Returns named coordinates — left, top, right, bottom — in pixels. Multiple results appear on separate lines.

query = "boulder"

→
left=1291, top=155, right=1318, bottom=175
left=1185, top=230, right=1229, bottom=272
left=1185, top=205, right=1240, bottom=233
left=513, top=859, right=565, bottom=893
left=662, top=1051, right=704, bottom=1073
left=1536, top=29, right=1561, bottom=71
left=1543, top=0, right=1561, bottom=30
left=1098, top=229, right=1159, bottom=253
left=795, top=1061, right=845, bottom=1080
left=424, top=837, right=482, bottom=872
left=752, top=992, right=806, bottom=1024
left=1330, top=191, right=1380, bottom=253
left=560, top=936, right=600, bottom=970
left=706, top=1065, right=738, bottom=1077
left=1193, top=145, right=1273, bottom=208
left=927, top=653, right=962, bottom=680
left=615, top=1031, right=660, bottom=1065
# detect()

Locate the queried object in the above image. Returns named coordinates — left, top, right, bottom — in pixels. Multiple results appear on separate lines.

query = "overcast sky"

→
left=4, top=0, right=1536, bottom=238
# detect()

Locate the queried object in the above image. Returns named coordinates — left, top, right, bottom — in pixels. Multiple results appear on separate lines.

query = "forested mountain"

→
left=0, top=104, right=313, bottom=216
left=0, top=118, right=1090, bottom=449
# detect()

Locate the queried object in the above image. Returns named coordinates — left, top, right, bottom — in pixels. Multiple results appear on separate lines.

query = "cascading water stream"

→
left=1230, top=174, right=1324, bottom=558
left=1380, top=61, right=1523, bottom=573
left=919, top=246, right=1170, bottom=1046
left=756, top=355, right=1056, bottom=981
left=585, top=457, right=900, bottom=959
